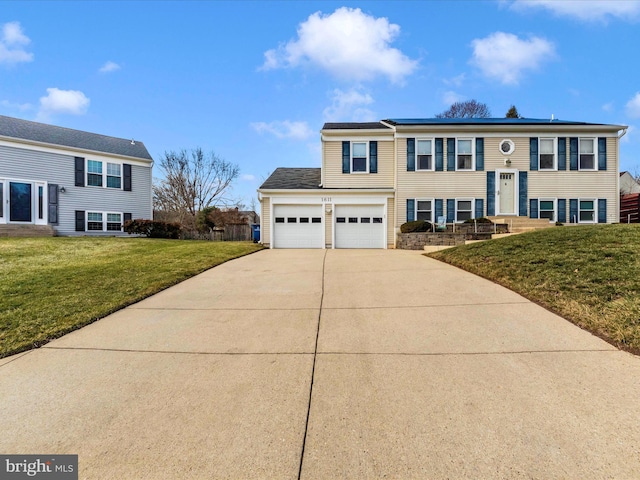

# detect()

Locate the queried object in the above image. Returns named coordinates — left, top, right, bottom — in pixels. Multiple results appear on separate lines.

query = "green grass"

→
left=0, top=237, right=263, bottom=358
left=428, top=224, right=640, bottom=353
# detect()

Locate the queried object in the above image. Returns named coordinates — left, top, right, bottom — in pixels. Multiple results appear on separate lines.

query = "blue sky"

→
left=1, top=0, right=640, bottom=209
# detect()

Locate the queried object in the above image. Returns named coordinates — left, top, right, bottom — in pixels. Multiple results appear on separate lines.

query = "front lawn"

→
left=0, top=238, right=262, bottom=358
left=428, top=224, right=640, bottom=353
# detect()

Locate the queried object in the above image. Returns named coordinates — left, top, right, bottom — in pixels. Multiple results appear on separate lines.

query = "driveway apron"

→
left=1, top=249, right=640, bottom=479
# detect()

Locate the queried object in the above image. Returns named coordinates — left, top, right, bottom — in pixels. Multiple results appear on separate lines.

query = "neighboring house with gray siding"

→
left=0, top=115, right=153, bottom=236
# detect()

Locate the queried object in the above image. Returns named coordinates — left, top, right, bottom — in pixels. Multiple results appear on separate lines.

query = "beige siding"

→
left=387, top=197, right=395, bottom=247
left=325, top=210, right=332, bottom=248
left=484, top=137, right=529, bottom=171
left=323, top=140, right=394, bottom=188
left=260, top=196, right=270, bottom=245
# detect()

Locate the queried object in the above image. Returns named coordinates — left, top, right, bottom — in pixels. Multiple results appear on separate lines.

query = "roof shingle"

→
left=259, top=168, right=321, bottom=190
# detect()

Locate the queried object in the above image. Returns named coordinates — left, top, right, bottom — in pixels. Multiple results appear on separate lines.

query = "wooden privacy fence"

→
left=621, top=194, right=640, bottom=223
left=212, top=224, right=252, bottom=241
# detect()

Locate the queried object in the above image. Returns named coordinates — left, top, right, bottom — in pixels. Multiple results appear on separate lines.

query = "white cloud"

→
left=602, top=102, right=614, bottom=113
left=99, top=61, right=121, bottom=73
left=626, top=92, right=640, bottom=118
left=442, top=91, right=465, bottom=105
left=37, top=88, right=90, bottom=121
left=241, top=174, right=256, bottom=181
left=621, top=125, right=635, bottom=143
left=1, top=99, right=33, bottom=111
left=443, top=73, right=466, bottom=87
left=260, top=7, right=417, bottom=84
left=470, top=32, right=556, bottom=85
left=509, top=0, right=640, bottom=23
left=323, top=88, right=376, bottom=122
left=0, top=21, right=33, bottom=66
left=251, top=120, right=314, bottom=140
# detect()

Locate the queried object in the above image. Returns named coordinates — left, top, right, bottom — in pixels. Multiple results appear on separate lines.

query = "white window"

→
left=539, top=138, right=556, bottom=170
left=87, top=160, right=103, bottom=187
left=456, top=199, right=473, bottom=222
left=416, top=139, right=434, bottom=171
left=579, top=200, right=596, bottom=223
left=456, top=139, right=474, bottom=170
left=87, top=160, right=123, bottom=188
left=416, top=199, right=433, bottom=222
left=539, top=199, right=556, bottom=221
left=579, top=138, right=596, bottom=170
left=87, top=211, right=123, bottom=231
left=351, top=142, right=368, bottom=173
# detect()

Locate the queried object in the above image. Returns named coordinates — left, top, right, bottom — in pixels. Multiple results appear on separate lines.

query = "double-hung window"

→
left=539, top=199, right=556, bottom=221
left=416, top=199, right=433, bottom=222
left=579, top=200, right=596, bottom=223
left=87, top=160, right=103, bottom=186
left=106, top=213, right=122, bottom=231
left=351, top=142, right=368, bottom=173
left=456, top=199, right=473, bottom=222
left=456, top=139, right=473, bottom=170
left=579, top=138, right=596, bottom=170
left=87, top=211, right=123, bottom=231
left=417, top=140, right=434, bottom=171
left=539, top=138, right=556, bottom=170
left=87, top=212, right=103, bottom=230
left=87, top=160, right=123, bottom=188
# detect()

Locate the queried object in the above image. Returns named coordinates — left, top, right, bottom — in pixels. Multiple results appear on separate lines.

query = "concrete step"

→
left=487, top=216, right=554, bottom=232
left=0, top=224, right=55, bottom=237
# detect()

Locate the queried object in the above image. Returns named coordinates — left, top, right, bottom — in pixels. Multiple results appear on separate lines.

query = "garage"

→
left=334, top=205, right=385, bottom=249
left=272, top=205, right=323, bottom=248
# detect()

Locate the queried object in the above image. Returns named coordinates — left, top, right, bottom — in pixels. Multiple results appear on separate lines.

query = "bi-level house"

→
left=0, top=115, right=153, bottom=236
left=258, top=118, right=627, bottom=249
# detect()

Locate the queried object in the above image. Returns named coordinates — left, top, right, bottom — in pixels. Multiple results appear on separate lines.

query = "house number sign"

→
left=322, top=197, right=332, bottom=202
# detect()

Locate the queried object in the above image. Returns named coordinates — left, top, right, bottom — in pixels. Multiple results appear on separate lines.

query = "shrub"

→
left=463, top=217, right=493, bottom=224
left=124, top=219, right=182, bottom=239
left=400, top=220, right=432, bottom=233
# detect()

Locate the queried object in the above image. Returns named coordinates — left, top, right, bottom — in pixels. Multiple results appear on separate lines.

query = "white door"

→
left=499, top=172, right=515, bottom=214
left=334, top=205, right=385, bottom=249
left=273, top=205, right=323, bottom=248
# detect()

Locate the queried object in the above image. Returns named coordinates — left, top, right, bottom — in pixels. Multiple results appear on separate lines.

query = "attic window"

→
left=500, top=139, right=515, bottom=155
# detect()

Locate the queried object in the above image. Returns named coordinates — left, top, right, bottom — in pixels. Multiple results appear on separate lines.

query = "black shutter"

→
left=48, top=184, right=58, bottom=225
left=475, top=199, right=484, bottom=219
left=529, top=199, right=538, bottom=219
left=529, top=138, right=538, bottom=171
left=446, top=138, right=455, bottom=171
left=598, top=199, right=607, bottom=223
left=598, top=138, right=607, bottom=171
left=369, top=141, right=377, bottom=174
left=342, top=142, right=350, bottom=174
left=486, top=172, right=495, bottom=216
left=558, top=138, right=567, bottom=170
left=124, top=213, right=132, bottom=222
left=406, top=138, right=415, bottom=171
left=475, top=138, right=484, bottom=171
left=75, top=157, right=85, bottom=187
left=519, top=171, right=528, bottom=217
left=123, top=164, right=132, bottom=191
left=569, top=138, right=578, bottom=170
left=569, top=199, right=578, bottom=223
left=75, top=210, right=85, bottom=232
left=446, top=199, right=455, bottom=223
left=406, top=199, right=415, bottom=222
left=558, top=199, right=567, bottom=223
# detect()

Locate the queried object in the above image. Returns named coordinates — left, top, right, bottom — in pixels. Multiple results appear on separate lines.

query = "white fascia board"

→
left=258, top=188, right=395, bottom=195
left=321, top=133, right=395, bottom=142
left=0, top=136, right=153, bottom=166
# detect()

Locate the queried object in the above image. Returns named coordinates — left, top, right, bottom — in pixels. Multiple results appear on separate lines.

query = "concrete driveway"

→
left=2, top=249, right=640, bottom=479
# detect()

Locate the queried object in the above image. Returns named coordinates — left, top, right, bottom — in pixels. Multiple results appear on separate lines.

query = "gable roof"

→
left=383, top=118, right=612, bottom=126
left=322, top=122, right=391, bottom=130
left=259, top=168, right=321, bottom=190
left=0, top=115, right=153, bottom=161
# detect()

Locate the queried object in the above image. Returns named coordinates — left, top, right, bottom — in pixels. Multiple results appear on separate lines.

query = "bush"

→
left=124, top=219, right=182, bottom=239
left=400, top=220, right=432, bottom=233
left=463, top=217, right=493, bottom=224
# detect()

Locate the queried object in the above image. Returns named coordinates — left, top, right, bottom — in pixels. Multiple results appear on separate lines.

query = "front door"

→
left=9, top=182, right=32, bottom=222
left=499, top=172, right=515, bottom=215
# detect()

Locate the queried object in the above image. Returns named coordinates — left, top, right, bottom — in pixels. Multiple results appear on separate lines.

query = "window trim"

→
left=86, top=210, right=124, bottom=232
left=455, top=138, right=475, bottom=171
left=538, top=198, right=557, bottom=222
left=350, top=141, right=369, bottom=174
left=455, top=198, right=474, bottom=223
left=538, top=137, right=557, bottom=171
left=416, top=138, right=435, bottom=171
left=86, top=159, right=124, bottom=189
left=578, top=138, right=597, bottom=171
left=415, top=198, right=434, bottom=222
left=578, top=198, right=597, bottom=224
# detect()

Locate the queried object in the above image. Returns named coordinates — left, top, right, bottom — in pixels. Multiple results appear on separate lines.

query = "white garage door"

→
left=273, top=205, right=323, bottom=248
left=335, top=205, right=385, bottom=249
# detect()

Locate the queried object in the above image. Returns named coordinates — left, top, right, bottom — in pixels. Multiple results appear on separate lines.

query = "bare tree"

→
left=435, top=100, right=491, bottom=119
left=153, top=148, right=239, bottom=227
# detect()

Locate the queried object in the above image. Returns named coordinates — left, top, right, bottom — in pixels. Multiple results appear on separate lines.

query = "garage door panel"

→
left=273, top=205, right=323, bottom=248
left=335, top=205, right=385, bottom=249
